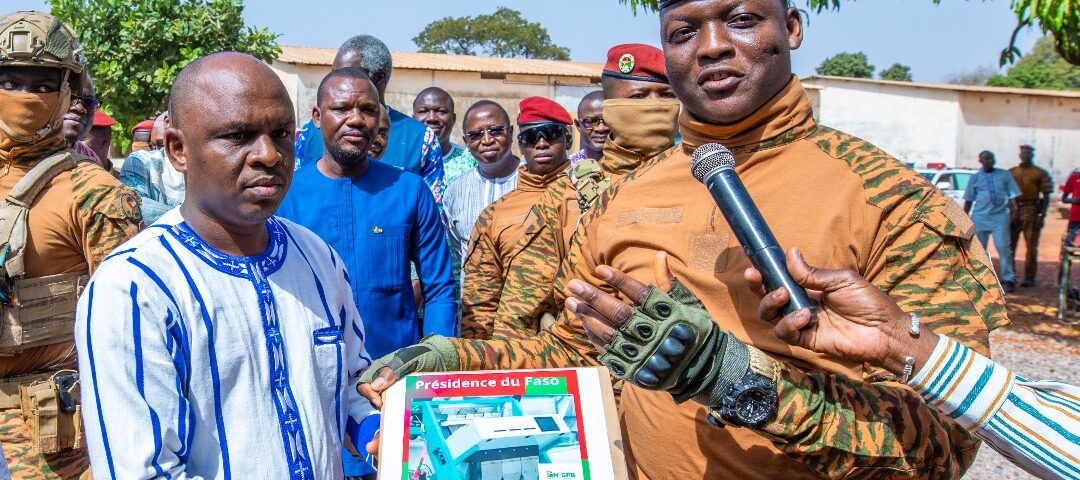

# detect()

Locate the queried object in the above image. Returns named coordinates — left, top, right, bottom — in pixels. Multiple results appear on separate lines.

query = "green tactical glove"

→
left=358, top=335, right=461, bottom=385
left=597, top=280, right=751, bottom=408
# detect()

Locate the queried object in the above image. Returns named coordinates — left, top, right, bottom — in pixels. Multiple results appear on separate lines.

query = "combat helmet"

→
left=0, top=11, right=86, bottom=90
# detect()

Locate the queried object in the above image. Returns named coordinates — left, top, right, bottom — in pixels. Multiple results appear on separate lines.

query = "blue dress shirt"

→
left=276, top=160, right=457, bottom=359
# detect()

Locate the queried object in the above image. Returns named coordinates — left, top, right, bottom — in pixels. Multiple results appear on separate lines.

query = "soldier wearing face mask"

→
left=459, top=44, right=680, bottom=340
left=0, top=11, right=142, bottom=479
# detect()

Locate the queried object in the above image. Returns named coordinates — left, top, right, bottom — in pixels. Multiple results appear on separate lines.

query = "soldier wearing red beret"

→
left=457, top=97, right=573, bottom=337
left=84, top=111, right=116, bottom=169
left=129, top=118, right=155, bottom=152
left=458, top=44, right=681, bottom=340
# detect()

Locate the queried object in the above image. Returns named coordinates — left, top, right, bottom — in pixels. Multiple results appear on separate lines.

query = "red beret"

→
left=92, top=111, right=116, bottom=128
left=517, top=96, right=572, bottom=125
left=602, top=43, right=667, bottom=84
left=131, top=119, right=155, bottom=134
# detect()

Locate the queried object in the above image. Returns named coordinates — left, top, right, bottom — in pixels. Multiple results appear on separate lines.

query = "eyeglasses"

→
left=149, top=141, right=165, bottom=151
left=517, top=123, right=569, bottom=147
left=578, top=116, right=605, bottom=129
left=70, top=95, right=99, bottom=111
left=464, top=125, right=508, bottom=143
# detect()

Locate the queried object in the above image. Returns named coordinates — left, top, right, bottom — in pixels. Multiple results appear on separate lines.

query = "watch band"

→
left=747, top=345, right=780, bottom=382
left=707, top=347, right=780, bottom=429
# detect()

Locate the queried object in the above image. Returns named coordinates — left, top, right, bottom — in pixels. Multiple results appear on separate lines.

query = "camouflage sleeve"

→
left=490, top=184, right=567, bottom=338
left=751, top=170, right=1002, bottom=478
left=764, top=365, right=980, bottom=479
left=866, top=191, right=1007, bottom=357
left=459, top=205, right=504, bottom=339
left=72, top=166, right=143, bottom=271
left=448, top=206, right=602, bottom=370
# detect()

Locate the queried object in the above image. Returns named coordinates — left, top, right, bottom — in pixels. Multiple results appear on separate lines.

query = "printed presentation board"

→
left=377, top=367, right=626, bottom=480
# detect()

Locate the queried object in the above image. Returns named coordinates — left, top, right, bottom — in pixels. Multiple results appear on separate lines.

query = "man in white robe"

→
left=76, top=52, right=374, bottom=480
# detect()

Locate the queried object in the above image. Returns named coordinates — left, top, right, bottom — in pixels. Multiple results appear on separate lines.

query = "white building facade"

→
left=803, top=76, right=1080, bottom=182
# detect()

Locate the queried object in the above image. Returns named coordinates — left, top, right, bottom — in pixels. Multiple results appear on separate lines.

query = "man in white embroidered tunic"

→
left=75, top=52, right=375, bottom=479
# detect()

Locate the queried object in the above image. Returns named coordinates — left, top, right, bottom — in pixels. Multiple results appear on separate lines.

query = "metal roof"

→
left=803, top=75, right=1080, bottom=99
left=277, top=45, right=605, bottom=78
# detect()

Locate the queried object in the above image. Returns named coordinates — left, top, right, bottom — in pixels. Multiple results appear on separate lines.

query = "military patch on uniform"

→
left=497, top=214, right=528, bottom=228
left=689, top=233, right=729, bottom=274
left=114, top=190, right=142, bottom=223
left=618, top=53, right=635, bottom=73
left=937, top=199, right=975, bottom=238
left=614, top=207, right=683, bottom=227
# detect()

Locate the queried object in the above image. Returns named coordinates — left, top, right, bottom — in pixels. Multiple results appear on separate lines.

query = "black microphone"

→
left=690, top=143, right=816, bottom=321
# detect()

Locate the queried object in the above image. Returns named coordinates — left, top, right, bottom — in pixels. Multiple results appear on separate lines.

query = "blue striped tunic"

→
left=76, top=209, right=374, bottom=480
left=909, top=335, right=1080, bottom=479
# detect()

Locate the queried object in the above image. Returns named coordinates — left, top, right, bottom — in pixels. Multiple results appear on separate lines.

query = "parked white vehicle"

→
left=917, top=168, right=977, bottom=205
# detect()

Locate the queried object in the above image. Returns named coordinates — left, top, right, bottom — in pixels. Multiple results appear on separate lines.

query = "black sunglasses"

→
left=70, top=95, right=99, bottom=111
left=464, top=125, right=508, bottom=143
left=517, top=123, right=569, bottom=147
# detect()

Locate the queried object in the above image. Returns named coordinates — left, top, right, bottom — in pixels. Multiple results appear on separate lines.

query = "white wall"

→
left=958, top=92, right=1080, bottom=183
left=812, top=81, right=962, bottom=167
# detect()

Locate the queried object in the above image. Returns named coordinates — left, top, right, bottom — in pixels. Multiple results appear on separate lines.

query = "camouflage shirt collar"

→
left=517, top=161, right=570, bottom=192
left=679, top=75, right=817, bottom=155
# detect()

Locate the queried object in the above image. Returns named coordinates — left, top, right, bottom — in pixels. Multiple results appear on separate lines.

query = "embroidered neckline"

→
left=170, top=218, right=288, bottom=278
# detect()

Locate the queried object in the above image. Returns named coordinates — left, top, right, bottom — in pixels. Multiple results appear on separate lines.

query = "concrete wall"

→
left=806, top=77, right=1080, bottom=185
left=957, top=92, right=1080, bottom=182
left=812, top=81, right=962, bottom=167
left=271, top=60, right=600, bottom=147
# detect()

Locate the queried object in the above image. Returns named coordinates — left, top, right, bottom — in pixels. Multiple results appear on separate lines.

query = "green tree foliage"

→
left=413, top=7, right=570, bottom=60
left=815, top=52, right=875, bottom=78
left=879, top=63, right=913, bottom=81
left=49, top=0, right=280, bottom=145
left=617, top=0, right=1079, bottom=66
left=987, top=36, right=1080, bottom=90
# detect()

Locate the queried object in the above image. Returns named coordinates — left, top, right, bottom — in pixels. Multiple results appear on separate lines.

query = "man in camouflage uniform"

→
left=362, top=0, right=1004, bottom=478
left=0, top=11, right=143, bottom=479
left=458, top=97, right=573, bottom=338
left=484, top=43, right=679, bottom=340
left=1009, top=144, right=1053, bottom=287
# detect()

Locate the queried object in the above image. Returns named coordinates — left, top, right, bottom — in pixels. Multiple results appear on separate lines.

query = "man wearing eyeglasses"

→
left=442, top=101, right=521, bottom=280
left=120, top=111, right=185, bottom=224
left=62, top=71, right=103, bottom=167
left=458, top=96, right=573, bottom=338
left=569, top=90, right=607, bottom=164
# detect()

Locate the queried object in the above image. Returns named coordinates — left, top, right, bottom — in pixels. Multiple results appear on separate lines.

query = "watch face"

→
left=735, top=387, right=776, bottom=425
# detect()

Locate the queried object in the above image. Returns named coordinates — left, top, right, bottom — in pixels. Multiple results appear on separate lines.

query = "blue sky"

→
left=10, top=0, right=1043, bottom=82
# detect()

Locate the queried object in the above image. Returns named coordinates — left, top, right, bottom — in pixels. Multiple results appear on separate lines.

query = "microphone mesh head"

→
left=690, top=143, right=735, bottom=183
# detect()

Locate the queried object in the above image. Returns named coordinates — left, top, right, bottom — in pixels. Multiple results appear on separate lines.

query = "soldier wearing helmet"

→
left=0, top=11, right=142, bottom=479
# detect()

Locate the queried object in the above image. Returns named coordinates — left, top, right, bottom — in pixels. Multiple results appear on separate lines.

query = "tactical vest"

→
left=567, top=158, right=611, bottom=213
left=0, top=151, right=92, bottom=356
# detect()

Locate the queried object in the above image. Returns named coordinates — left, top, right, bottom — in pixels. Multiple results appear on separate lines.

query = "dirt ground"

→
left=963, top=211, right=1079, bottom=479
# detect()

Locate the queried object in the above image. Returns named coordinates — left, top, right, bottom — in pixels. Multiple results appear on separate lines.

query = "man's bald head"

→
left=414, top=87, right=454, bottom=111
left=577, top=91, right=604, bottom=117
left=164, top=51, right=296, bottom=237
left=169, top=52, right=291, bottom=129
